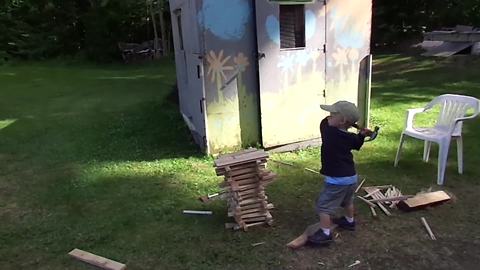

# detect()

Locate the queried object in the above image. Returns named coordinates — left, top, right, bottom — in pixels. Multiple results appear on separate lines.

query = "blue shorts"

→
left=315, top=182, right=357, bottom=215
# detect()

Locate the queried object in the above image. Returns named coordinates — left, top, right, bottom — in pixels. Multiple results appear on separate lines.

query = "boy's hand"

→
left=360, top=128, right=374, bottom=136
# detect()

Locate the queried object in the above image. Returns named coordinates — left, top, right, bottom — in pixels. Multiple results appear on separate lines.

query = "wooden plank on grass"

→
left=401, top=191, right=451, bottom=209
left=69, top=249, right=126, bottom=270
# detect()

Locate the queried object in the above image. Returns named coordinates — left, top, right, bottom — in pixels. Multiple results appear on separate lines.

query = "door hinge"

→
left=199, top=97, right=205, bottom=114
left=202, top=136, right=208, bottom=150
left=323, top=89, right=326, bottom=98
left=323, top=44, right=326, bottom=53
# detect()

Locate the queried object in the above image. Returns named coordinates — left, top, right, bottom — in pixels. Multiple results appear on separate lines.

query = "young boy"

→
left=307, top=100, right=373, bottom=245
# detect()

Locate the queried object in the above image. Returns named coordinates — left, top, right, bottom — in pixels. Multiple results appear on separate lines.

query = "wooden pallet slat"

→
left=68, top=249, right=126, bottom=270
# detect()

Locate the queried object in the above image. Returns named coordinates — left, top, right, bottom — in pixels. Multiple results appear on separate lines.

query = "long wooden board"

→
left=69, top=249, right=126, bottom=270
left=399, top=191, right=451, bottom=210
left=214, top=151, right=268, bottom=168
left=215, top=160, right=266, bottom=175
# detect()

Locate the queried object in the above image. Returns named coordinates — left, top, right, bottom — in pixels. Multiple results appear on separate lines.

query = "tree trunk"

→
left=148, top=1, right=160, bottom=59
left=157, top=1, right=169, bottom=56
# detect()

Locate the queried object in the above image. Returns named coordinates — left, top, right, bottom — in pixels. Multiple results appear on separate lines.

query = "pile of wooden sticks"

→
left=214, top=148, right=276, bottom=231
left=357, top=185, right=413, bottom=217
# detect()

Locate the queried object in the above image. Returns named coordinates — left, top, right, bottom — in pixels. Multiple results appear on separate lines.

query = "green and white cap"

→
left=320, top=101, right=360, bottom=123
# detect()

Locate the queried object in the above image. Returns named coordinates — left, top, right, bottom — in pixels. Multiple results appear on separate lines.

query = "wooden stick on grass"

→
left=356, top=195, right=376, bottom=208
left=355, top=178, right=366, bottom=193
left=271, top=159, right=295, bottom=167
left=305, top=168, right=320, bottom=174
left=421, top=217, right=437, bottom=240
left=376, top=202, right=392, bottom=216
left=364, top=189, right=381, bottom=198
left=368, top=195, right=413, bottom=203
left=182, top=210, right=213, bottom=215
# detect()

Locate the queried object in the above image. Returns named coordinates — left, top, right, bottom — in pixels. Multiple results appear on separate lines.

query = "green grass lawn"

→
left=1, top=55, right=479, bottom=270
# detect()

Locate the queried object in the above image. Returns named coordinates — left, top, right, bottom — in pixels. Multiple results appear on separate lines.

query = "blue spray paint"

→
left=266, top=15, right=280, bottom=45
left=305, top=10, right=316, bottom=40
left=277, top=54, right=295, bottom=72
left=198, top=0, right=251, bottom=41
left=330, top=8, right=364, bottom=49
left=296, top=50, right=310, bottom=65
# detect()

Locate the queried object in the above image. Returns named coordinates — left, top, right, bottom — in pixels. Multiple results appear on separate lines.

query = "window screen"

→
left=279, top=5, right=305, bottom=49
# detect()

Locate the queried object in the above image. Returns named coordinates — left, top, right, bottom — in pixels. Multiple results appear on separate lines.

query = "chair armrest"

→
left=405, top=108, right=425, bottom=129
left=449, top=112, right=480, bottom=134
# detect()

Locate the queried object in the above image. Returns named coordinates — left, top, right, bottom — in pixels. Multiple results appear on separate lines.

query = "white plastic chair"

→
left=394, top=94, right=480, bottom=185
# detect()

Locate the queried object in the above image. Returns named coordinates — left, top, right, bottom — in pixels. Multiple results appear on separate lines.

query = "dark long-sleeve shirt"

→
left=320, top=117, right=366, bottom=177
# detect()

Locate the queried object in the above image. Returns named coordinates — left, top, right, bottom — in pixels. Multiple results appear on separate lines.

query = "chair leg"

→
left=423, top=141, right=432, bottom=162
left=394, top=133, right=406, bottom=167
left=437, top=139, right=451, bottom=185
left=456, top=136, right=463, bottom=174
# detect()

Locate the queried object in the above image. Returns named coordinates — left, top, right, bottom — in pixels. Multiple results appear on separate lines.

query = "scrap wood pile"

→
left=357, top=182, right=452, bottom=217
left=212, top=148, right=277, bottom=231
left=359, top=185, right=410, bottom=216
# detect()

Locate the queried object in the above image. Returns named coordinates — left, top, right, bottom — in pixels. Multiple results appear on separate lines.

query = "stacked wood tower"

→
left=214, top=149, right=276, bottom=231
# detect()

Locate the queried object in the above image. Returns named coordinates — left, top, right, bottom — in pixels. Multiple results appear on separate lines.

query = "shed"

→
left=169, top=0, right=372, bottom=154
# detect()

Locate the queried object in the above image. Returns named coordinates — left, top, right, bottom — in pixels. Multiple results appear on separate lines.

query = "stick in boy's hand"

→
left=352, top=124, right=380, bottom=142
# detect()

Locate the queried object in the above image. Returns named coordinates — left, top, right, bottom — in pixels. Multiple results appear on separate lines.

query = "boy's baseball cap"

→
left=320, top=101, right=360, bottom=123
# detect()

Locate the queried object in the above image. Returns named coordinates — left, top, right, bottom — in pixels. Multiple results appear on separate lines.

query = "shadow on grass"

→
left=0, top=164, right=235, bottom=269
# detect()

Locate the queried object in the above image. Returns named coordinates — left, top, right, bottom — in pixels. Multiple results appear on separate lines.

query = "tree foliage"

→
left=1, top=0, right=480, bottom=62
left=0, top=0, right=170, bottom=62
left=373, top=0, right=480, bottom=48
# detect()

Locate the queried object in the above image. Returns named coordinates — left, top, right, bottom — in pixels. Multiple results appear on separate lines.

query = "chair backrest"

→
left=426, top=94, right=480, bottom=135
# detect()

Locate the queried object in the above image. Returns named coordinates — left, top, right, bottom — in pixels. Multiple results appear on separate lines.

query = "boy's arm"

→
left=351, top=132, right=366, bottom=150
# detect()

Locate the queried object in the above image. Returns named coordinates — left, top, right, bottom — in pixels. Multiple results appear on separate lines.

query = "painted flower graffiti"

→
left=233, top=52, right=250, bottom=72
left=347, top=48, right=359, bottom=63
left=328, top=1, right=370, bottom=49
left=332, top=47, right=348, bottom=67
left=206, top=50, right=234, bottom=90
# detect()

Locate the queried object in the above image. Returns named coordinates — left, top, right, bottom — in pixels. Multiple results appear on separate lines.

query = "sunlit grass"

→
left=0, top=119, right=17, bottom=130
left=1, top=55, right=480, bottom=269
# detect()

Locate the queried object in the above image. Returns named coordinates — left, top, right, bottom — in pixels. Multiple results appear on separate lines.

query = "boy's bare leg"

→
left=319, top=213, right=332, bottom=229
left=345, top=204, right=354, bottom=219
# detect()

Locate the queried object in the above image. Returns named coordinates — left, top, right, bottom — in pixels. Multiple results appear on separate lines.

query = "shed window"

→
left=279, top=5, right=305, bottom=49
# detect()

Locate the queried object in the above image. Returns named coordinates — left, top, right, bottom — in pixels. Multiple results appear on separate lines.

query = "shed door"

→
left=172, top=0, right=208, bottom=151
left=255, top=0, right=327, bottom=147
